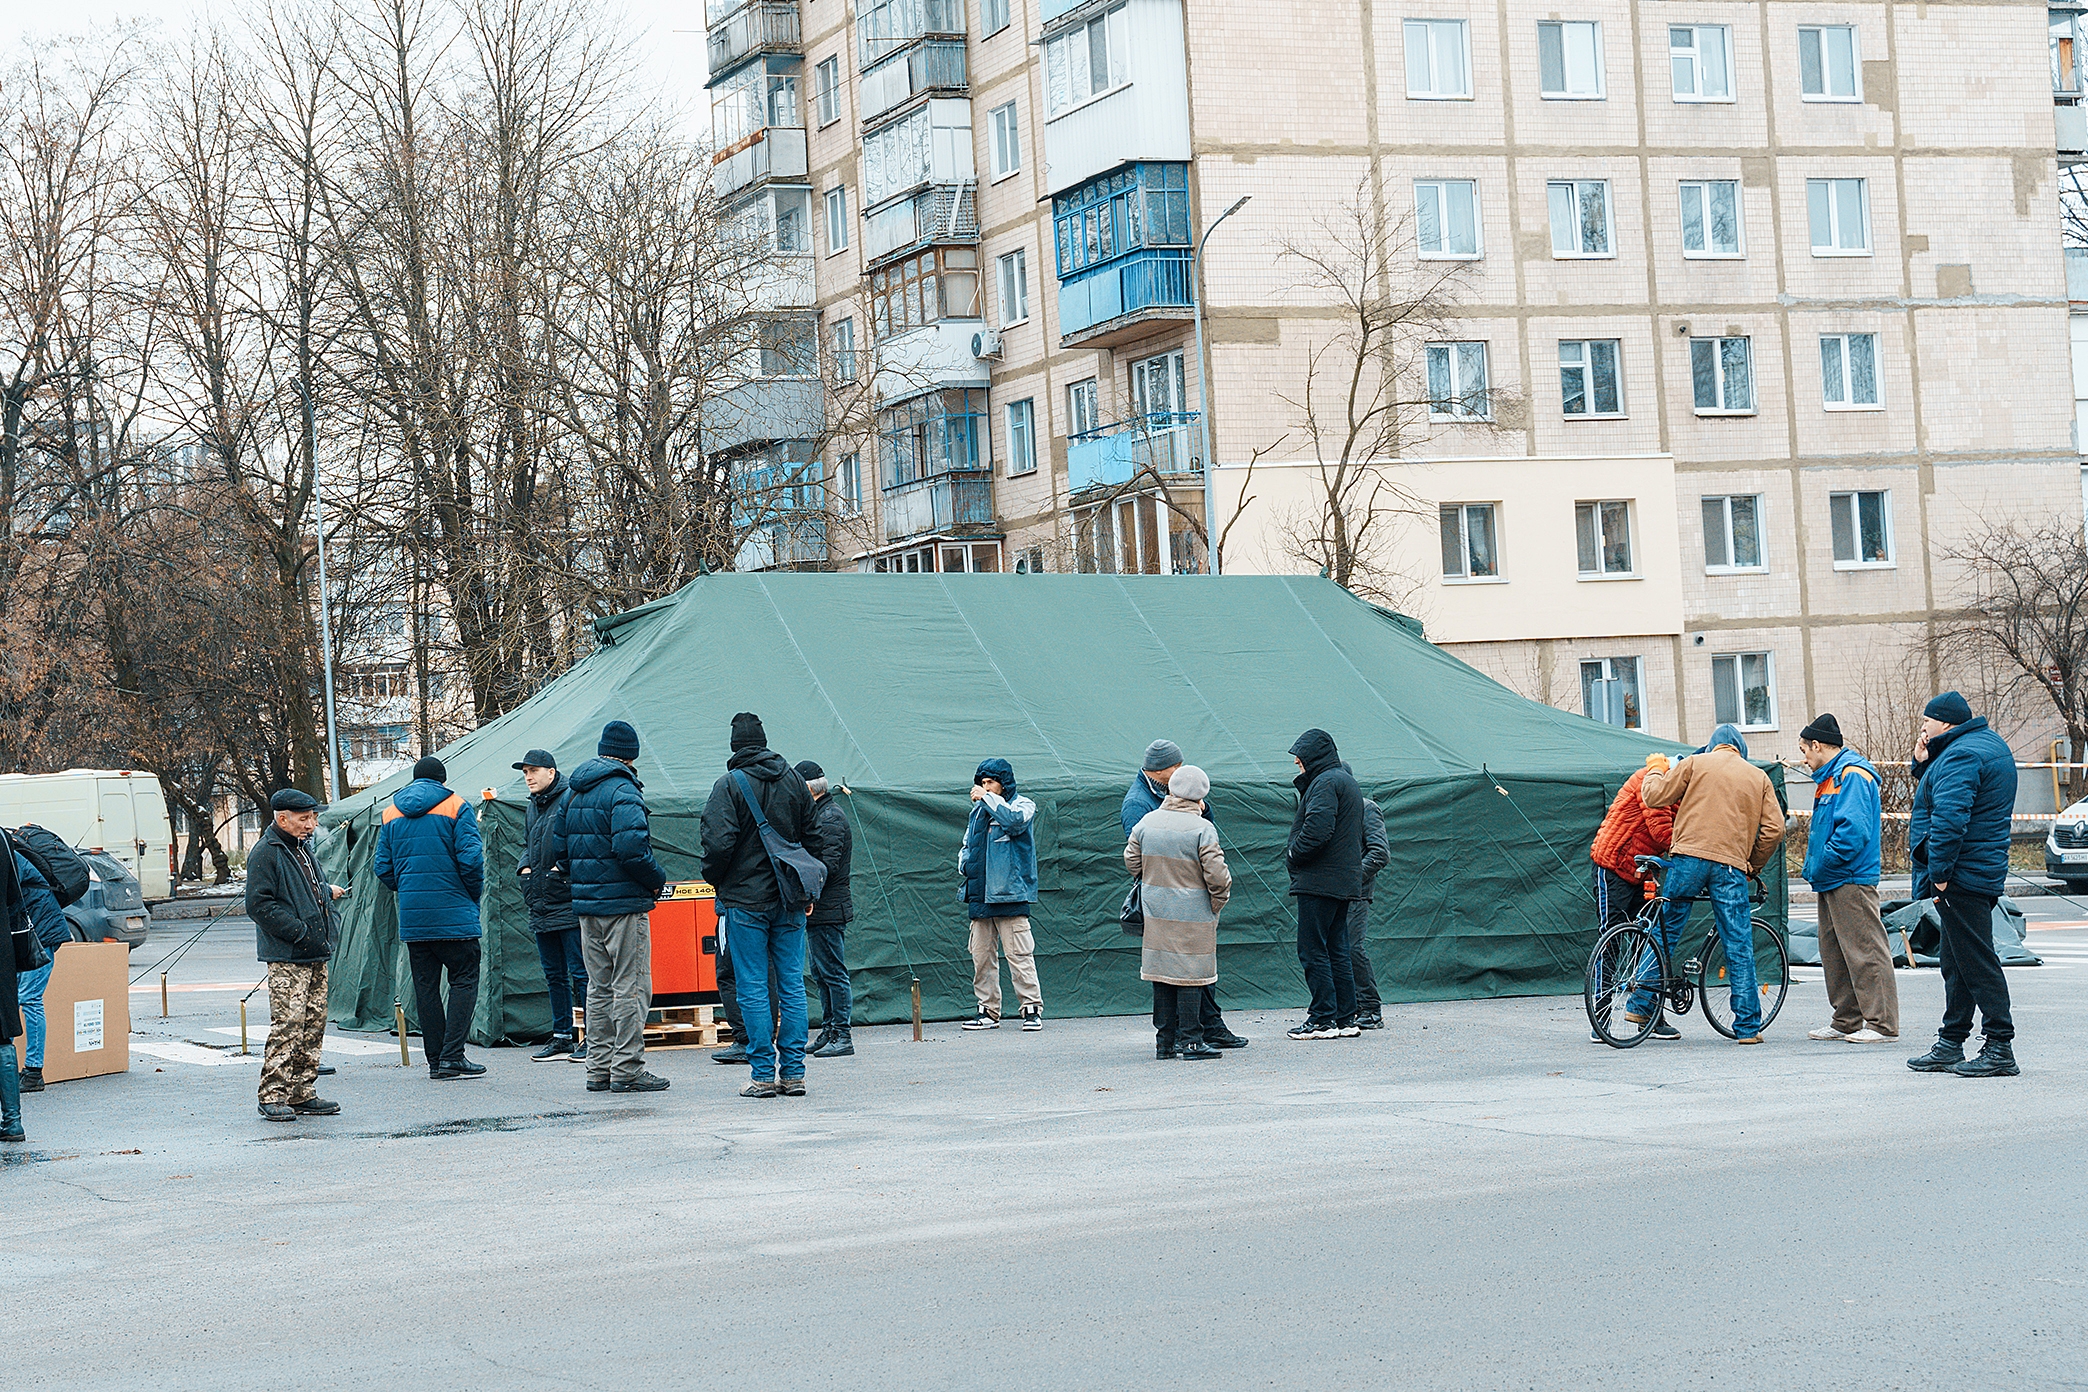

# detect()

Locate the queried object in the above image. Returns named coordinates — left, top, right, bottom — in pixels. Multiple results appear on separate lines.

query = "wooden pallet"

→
left=641, top=1004, right=734, bottom=1051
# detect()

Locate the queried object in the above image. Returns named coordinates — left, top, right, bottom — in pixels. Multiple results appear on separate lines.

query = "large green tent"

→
left=317, top=574, right=1786, bottom=1043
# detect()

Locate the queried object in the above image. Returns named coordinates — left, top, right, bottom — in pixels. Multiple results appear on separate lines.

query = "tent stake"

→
left=239, top=999, right=249, bottom=1055
left=395, top=999, right=410, bottom=1066
left=911, top=978, right=922, bottom=1042
left=161, top=971, right=169, bottom=1018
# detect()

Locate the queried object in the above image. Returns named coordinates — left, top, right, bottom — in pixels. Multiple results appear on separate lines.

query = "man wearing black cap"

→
left=1906, top=691, right=2021, bottom=1077
left=567, top=721, right=672, bottom=1094
left=375, top=756, right=487, bottom=1081
left=1797, top=713, right=1897, bottom=1043
left=514, top=750, right=585, bottom=1062
left=798, top=760, right=857, bottom=1059
left=246, top=788, right=347, bottom=1121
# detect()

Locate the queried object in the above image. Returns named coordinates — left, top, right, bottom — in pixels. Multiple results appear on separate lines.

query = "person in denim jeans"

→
left=10, top=849, right=70, bottom=1092
left=1631, top=723, right=1787, bottom=1042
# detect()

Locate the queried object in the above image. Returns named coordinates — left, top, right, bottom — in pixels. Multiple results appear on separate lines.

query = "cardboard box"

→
left=15, top=941, right=130, bottom=1082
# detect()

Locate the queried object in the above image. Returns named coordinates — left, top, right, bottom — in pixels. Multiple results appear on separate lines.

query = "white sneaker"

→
left=1807, top=1026, right=1847, bottom=1041
left=1844, top=1027, right=1893, bottom=1044
left=1335, top=1023, right=1362, bottom=1038
left=961, top=1014, right=1000, bottom=1030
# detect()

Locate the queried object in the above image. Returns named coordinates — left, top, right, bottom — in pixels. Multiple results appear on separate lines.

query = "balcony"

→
left=709, top=2, right=802, bottom=81
left=736, top=515, right=829, bottom=571
left=857, top=0, right=965, bottom=67
left=881, top=471, right=992, bottom=541
left=864, top=184, right=977, bottom=264
left=873, top=320, right=990, bottom=403
left=715, top=126, right=807, bottom=197
left=1067, top=412, right=1201, bottom=493
left=859, top=39, right=967, bottom=122
left=701, top=377, right=824, bottom=456
left=1058, top=248, right=1194, bottom=347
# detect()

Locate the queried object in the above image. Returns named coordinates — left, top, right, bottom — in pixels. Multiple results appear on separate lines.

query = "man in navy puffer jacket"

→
left=375, top=756, right=485, bottom=1080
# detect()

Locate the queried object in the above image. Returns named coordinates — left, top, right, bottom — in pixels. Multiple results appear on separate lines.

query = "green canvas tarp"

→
left=317, top=574, right=1786, bottom=1043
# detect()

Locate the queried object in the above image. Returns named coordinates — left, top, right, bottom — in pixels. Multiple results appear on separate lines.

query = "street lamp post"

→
left=295, top=378, right=344, bottom=802
left=1192, top=194, right=1250, bottom=575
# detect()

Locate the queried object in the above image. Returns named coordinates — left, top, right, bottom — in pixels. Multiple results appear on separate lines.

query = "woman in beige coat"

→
left=1125, top=765, right=1233, bottom=1060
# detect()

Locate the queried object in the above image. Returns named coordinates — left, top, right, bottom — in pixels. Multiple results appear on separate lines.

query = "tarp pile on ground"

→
left=317, top=574, right=1785, bottom=1044
left=1791, top=897, right=2041, bottom=968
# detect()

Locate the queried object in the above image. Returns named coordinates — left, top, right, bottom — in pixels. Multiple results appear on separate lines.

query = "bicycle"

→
left=1584, top=855, right=1791, bottom=1048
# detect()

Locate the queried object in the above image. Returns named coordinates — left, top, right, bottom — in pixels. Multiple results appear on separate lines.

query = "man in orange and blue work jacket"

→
left=1798, top=713, right=1898, bottom=1044
left=375, top=756, right=486, bottom=1081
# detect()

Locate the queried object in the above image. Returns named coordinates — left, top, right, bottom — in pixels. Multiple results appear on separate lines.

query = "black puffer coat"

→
left=518, top=773, right=578, bottom=934
left=1285, top=729, right=1365, bottom=900
left=807, top=793, right=854, bottom=927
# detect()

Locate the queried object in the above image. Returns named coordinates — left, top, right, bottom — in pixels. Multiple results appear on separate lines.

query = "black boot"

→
left=1907, top=1039, right=1966, bottom=1073
left=1176, top=1016, right=1220, bottom=1060
left=712, top=1041, right=750, bottom=1065
left=1155, top=1034, right=1178, bottom=1060
left=1951, top=1039, right=2019, bottom=1077
left=20, top=1066, right=44, bottom=1092
left=807, top=1025, right=833, bottom=1057
left=814, top=1027, right=855, bottom=1058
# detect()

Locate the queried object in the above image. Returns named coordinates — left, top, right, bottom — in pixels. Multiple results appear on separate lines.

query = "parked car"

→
left=2046, top=798, right=2088, bottom=891
left=65, top=850, right=151, bottom=950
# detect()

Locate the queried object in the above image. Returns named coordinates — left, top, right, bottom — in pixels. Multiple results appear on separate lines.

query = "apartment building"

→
left=703, top=0, right=2081, bottom=759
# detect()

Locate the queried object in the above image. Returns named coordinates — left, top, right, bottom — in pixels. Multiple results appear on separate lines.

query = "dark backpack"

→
left=10, top=823, right=93, bottom=907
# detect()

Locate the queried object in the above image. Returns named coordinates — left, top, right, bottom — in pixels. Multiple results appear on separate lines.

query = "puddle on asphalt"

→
left=250, top=1108, right=656, bottom=1142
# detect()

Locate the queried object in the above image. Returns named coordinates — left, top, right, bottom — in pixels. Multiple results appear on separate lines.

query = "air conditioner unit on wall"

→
left=971, top=329, right=1003, bottom=361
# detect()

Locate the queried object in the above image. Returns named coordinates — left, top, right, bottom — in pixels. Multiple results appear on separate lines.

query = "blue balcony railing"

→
left=1066, top=412, right=1201, bottom=493
left=1056, top=248, right=1194, bottom=340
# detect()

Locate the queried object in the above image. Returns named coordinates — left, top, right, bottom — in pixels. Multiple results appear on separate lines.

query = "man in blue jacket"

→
left=1797, top=713, right=1898, bottom=1043
left=1905, top=691, right=2020, bottom=1078
left=565, top=721, right=671, bottom=1095
left=375, top=756, right=485, bottom=1081
left=9, top=845, right=71, bottom=1094
left=960, top=757, right=1042, bottom=1032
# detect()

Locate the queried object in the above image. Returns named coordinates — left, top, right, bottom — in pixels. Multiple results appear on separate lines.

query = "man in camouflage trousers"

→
left=246, top=789, right=348, bottom=1122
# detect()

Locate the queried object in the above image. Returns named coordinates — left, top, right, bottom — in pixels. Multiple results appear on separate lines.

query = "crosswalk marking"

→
left=134, top=1041, right=257, bottom=1067
left=204, top=1028, right=408, bottom=1056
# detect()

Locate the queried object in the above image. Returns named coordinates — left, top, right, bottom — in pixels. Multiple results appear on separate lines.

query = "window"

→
left=1415, top=179, right=1481, bottom=258
left=1820, top=332, right=1880, bottom=409
left=1581, top=657, right=1643, bottom=729
left=759, top=318, right=817, bottom=376
left=1403, top=19, right=1471, bottom=99
left=1690, top=336, right=1754, bottom=413
left=1808, top=178, right=1870, bottom=255
left=860, top=101, right=973, bottom=206
left=997, top=249, right=1029, bottom=323
left=824, top=186, right=849, bottom=254
left=1830, top=490, right=1893, bottom=566
left=1701, top=494, right=1764, bottom=571
left=1439, top=503, right=1499, bottom=579
left=1051, top=163, right=1190, bottom=277
left=1045, top=5, right=1129, bottom=117
left=1712, top=652, right=1777, bottom=729
left=1670, top=25, right=1732, bottom=101
left=1547, top=180, right=1612, bottom=257
left=1537, top=21, right=1604, bottom=98
left=1013, top=544, right=1045, bottom=574
left=1679, top=180, right=1742, bottom=257
left=1425, top=341, right=1491, bottom=420
left=878, top=389, right=987, bottom=486
left=1575, top=500, right=1634, bottom=576
left=815, top=56, right=841, bottom=126
left=1559, top=339, right=1622, bottom=417
left=1798, top=25, right=1860, bottom=101
left=838, top=452, right=863, bottom=516
left=1067, top=377, right=1099, bottom=436
left=1006, top=399, right=1036, bottom=476
left=832, top=317, right=857, bottom=382
left=989, top=101, right=1020, bottom=179
left=982, top=0, right=1010, bottom=37
left=869, top=247, right=981, bottom=338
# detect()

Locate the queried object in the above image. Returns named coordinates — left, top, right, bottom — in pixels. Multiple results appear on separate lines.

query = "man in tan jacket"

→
left=1631, top=723, right=1787, bottom=1042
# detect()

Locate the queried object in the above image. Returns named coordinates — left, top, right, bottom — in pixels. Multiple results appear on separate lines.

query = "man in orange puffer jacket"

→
left=1589, top=766, right=1676, bottom=928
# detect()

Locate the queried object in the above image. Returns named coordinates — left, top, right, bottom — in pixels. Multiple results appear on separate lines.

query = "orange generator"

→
left=648, top=880, right=721, bottom=1005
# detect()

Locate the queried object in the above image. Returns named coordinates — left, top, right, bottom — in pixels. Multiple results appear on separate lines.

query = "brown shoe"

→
left=778, top=1075, right=806, bottom=1097
left=740, top=1079, right=779, bottom=1098
left=1734, top=1036, right=1763, bottom=1045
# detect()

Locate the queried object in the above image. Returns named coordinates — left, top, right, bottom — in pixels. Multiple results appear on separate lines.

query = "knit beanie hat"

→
left=413, top=756, right=447, bottom=783
left=598, top=720, right=641, bottom=761
left=1799, top=713, right=1844, bottom=746
left=1924, top=691, right=1973, bottom=726
left=730, top=712, right=767, bottom=752
left=794, top=759, right=824, bottom=782
left=1168, top=765, right=1211, bottom=801
left=1142, top=739, right=1184, bottom=771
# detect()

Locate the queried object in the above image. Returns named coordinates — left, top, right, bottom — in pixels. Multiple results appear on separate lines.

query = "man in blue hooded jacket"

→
left=1905, top=691, right=2020, bottom=1078
left=960, top=757, right=1042, bottom=1031
left=566, top=720, right=671, bottom=1095
left=375, top=756, right=486, bottom=1080
left=1798, top=712, right=1898, bottom=1043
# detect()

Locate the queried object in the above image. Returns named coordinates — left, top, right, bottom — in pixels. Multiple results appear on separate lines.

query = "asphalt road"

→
left=6, top=905, right=2084, bottom=1390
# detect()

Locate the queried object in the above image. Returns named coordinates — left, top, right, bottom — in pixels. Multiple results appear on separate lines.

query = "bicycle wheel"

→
left=1697, top=917, right=1790, bottom=1039
left=1586, top=924, right=1664, bottom=1048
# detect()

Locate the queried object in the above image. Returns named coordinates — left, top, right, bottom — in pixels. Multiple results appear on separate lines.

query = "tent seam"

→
left=1280, top=580, right=1454, bottom=776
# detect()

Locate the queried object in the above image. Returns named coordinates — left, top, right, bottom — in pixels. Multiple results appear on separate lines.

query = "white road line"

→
left=133, top=1041, right=258, bottom=1067
left=203, top=1028, right=408, bottom=1056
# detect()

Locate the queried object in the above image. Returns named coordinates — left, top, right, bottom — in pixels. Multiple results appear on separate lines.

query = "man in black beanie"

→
left=798, top=760, right=856, bottom=1058
left=374, top=756, right=486, bottom=1081
left=565, top=720, right=671, bottom=1093
left=1797, top=712, right=1897, bottom=1044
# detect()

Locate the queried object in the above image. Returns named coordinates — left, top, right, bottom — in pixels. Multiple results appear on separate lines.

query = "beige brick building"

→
left=705, top=0, right=2081, bottom=767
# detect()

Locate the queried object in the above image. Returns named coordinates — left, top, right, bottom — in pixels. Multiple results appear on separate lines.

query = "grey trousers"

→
left=580, top=912, right=651, bottom=1083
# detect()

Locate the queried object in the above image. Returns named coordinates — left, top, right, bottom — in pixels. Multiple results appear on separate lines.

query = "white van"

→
left=0, top=769, right=174, bottom=900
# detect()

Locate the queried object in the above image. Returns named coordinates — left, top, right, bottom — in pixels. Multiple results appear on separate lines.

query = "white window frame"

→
left=1045, top=5, right=1131, bottom=118
left=1819, top=332, right=1881, bottom=410
left=815, top=56, right=842, bottom=127
left=982, top=0, right=1011, bottom=38
left=1005, top=398, right=1037, bottom=476
left=1798, top=25, right=1861, bottom=102
left=824, top=185, right=849, bottom=255
left=1403, top=19, right=1473, bottom=100
left=989, top=101, right=1020, bottom=180
left=997, top=248, right=1029, bottom=325
left=838, top=451, right=862, bottom=516
left=1712, top=651, right=1779, bottom=731
left=1067, top=377, right=1099, bottom=436
left=1678, top=179, right=1743, bottom=258
left=1701, top=493, right=1767, bottom=573
left=1575, top=499, right=1636, bottom=579
left=1414, top=179, right=1482, bottom=259
left=1829, top=489, right=1895, bottom=569
left=1669, top=25, right=1734, bottom=103
left=1547, top=179, right=1614, bottom=258
left=832, top=316, right=857, bottom=382
left=1425, top=341, right=1492, bottom=421
left=1580, top=656, right=1644, bottom=730
left=1558, top=338, right=1624, bottom=418
left=1537, top=20, right=1605, bottom=100
left=1690, top=336, right=1755, bottom=415
left=1808, top=178, right=1871, bottom=256
left=1439, top=501, right=1502, bottom=582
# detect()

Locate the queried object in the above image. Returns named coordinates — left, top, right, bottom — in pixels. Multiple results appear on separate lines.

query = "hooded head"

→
left=413, top=755, right=447, bottom=783
left=1289, top=728, right=1339, bottom=776
left=598, top=720, right=640, bottom=762
left=974, top=757, right=1016, bottom=796
left=1168, top=765, right=1211, bottom=801
left=1706, top=723, right=1749, bottom=760
left=731, top=712, right=768, bottom=752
